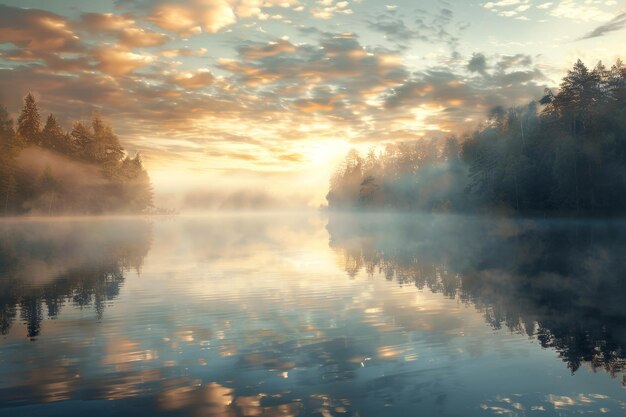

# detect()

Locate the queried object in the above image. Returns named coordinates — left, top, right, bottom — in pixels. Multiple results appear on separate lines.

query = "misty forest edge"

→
left=327, top=59, right=626, bottom=215
left=0, top=93, right=153, bottom=215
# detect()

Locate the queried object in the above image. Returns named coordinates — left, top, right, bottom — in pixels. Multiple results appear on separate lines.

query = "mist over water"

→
left=0, top=213, right=626, bottom=416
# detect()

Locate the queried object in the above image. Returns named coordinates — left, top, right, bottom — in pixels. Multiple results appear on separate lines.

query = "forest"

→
left=0, top=94, right=153, bottom=215
left=327, top=59, right=626, bottom=215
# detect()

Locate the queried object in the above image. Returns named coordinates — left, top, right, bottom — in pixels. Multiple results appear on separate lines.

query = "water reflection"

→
left=0, top=219, right=152, bottom=338
left=1, top=214, right=626, bottom=416
left=327, top=213, right=626, bottom=382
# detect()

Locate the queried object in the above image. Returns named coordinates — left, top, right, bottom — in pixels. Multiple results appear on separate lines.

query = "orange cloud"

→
left=160, top=47, right=208, bottom=58
left=235, top=0, right=301, bottom=18
left=172, top=70, right=215, bottom=88
left=77, top=12, right=136, bottom=32
left=120, top=27, right=169, bottom=47
left=94, top=47, right=153, bottom=76
left=148, top=0, right=236, bottom=35
left=0, top=5, right=81, bottom=52
left=76, top=12, right=169, bottom=48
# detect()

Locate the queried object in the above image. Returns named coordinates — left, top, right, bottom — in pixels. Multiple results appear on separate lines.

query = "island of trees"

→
left=327, top=59, right=626, bottom=215
left=0, top=94, right=152, bottom=215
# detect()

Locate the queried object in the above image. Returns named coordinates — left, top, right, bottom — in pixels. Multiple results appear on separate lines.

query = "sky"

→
left=0, top=0, right=625, bottom=207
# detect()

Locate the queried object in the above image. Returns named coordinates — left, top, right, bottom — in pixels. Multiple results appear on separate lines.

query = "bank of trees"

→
left=327, top=138, right=467, bottom=211
left=327, top=59, right=626, bottom=214
left=0, top=94, right=152, bottom=215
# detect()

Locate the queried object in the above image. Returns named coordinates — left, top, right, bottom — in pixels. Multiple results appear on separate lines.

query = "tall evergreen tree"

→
left=0, top=106, right=18, bottom=215
left=17, top=93, right=41, bottom=145
left=71, top=121, right=94, bottom=161
left=41, top=115, right=67, bottom=152
left=91, top=112, right=124, bottom=168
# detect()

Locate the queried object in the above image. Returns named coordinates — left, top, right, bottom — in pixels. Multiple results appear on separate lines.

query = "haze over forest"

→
left=1, top=0, right=626, bottom=212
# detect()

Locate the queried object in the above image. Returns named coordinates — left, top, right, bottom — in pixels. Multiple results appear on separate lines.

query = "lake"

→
left=1, top=213, right=626, bottom=416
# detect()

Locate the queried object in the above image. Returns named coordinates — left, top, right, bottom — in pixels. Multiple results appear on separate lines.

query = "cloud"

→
left=384, top=53, right=547, bottom=132
left=215, top=33, right=410, bottom=132
left=485, top=0, right=616, bottom=22
left=77, top=12, right=136, bottom=32
left=94, top=47, right=154, bottom=75
left=0, top=6, right=171, bottom=79
left=147, top=0, right=236, bottom=35
left=368, top=15, right=426, bottom=43
left=76, top=13, right=170, bottom=47
left=580, top=12, right=626, bottom=39
left=160, top=47, right=208, bottom=58
left=235, top=0, right=301, bottom=18
left=311, top=0, right=353, bottom=20
left=549, top=0, right=615, bottom=22
left=495, top=53, right=533, bottom=70
left=482, top=0, right=532, bottom=19
left=171, top=70, right=215, bottom=88
left=467, top=53, right=488, bottom=75
left=0, top=5, right=81, bottom=53
left=367, top=7, right=466, bottom=51
left=220, top=33, right=407, bottom=98
left=238, top=39, right=297, bottom=59
left=119, top=27, right=169, bottom=47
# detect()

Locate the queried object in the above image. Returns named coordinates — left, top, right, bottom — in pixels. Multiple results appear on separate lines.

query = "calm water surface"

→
left=1, top=213, right=626, bottom=416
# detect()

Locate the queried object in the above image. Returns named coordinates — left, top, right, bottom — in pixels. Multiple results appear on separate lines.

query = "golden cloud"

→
left=120, top=27, right=169, bottom=47
left=95, top=47, right=154, bottom=76
left=148, top=0, right=236, bottom=35
left=0, top=5, right=81, bottom=52
left=172, top=70, right=215, bottom=88
left=77, top=12, right=136, bottom=32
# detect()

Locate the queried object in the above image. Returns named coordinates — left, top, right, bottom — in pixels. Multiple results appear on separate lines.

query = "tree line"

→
left=327, top=59, right=626, bottom=215
left=0, top=94, right=153, bottom=215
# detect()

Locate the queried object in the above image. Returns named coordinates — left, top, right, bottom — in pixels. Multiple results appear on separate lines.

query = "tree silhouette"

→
left=41, top=114, right=71, bottom=153
left=17, top=93, right=41, bottom=145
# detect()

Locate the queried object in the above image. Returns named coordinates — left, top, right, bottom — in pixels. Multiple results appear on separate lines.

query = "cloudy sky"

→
left=1, top=0, right=625, bottom=206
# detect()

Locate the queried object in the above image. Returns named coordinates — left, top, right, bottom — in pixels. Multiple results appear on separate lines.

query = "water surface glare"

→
left=1, top=213, right=626, bottom=416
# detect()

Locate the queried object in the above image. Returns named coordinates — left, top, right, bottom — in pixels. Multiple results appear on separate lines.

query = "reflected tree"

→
left=0, top=220, right=152, bottom=338
left=327, top=213, right=626, bottom=382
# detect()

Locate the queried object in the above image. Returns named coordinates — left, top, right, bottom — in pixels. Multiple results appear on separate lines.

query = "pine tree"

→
left=92, top=112, right=124, bottom=167
left=0, top=106, right=18, bottom=215
left=553, top=60, right=601, bottom=134
left=71, top=121, right=94, bottom=161
left=17, top=93, right=41, bottom=145
left=119, top=154, right=153, bottom=212
left=41, top=115, right=66, bottom=151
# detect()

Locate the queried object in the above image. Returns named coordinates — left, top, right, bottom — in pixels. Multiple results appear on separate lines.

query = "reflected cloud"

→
left=327, top=213, right=626, bottom=382
left=1, top=214, right=626, bottom=416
